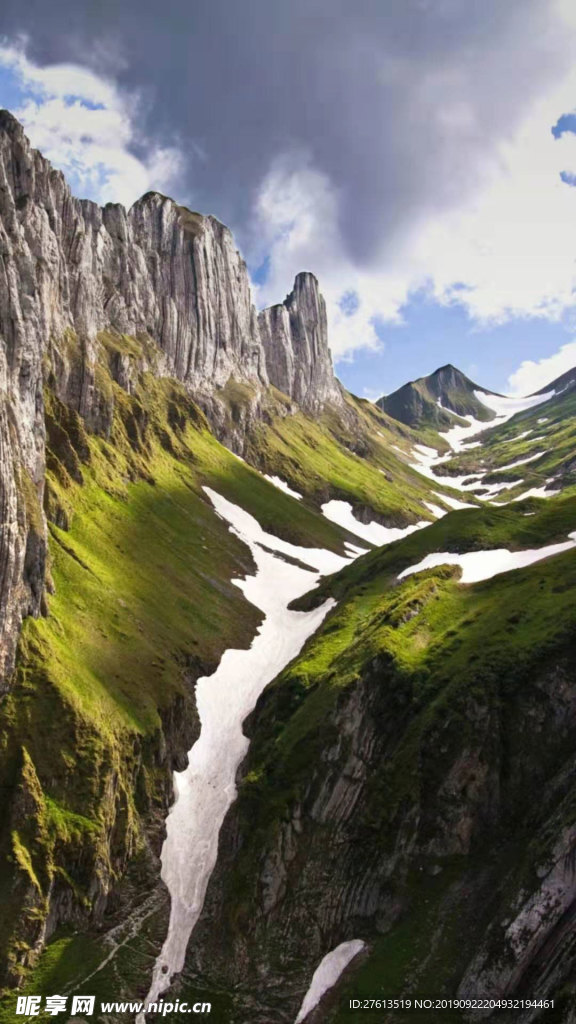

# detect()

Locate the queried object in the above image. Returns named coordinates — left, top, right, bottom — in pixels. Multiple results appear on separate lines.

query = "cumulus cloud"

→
left=0, top=41, right=184, bottom=206
left=2, top=1, right=576, bottom=359
left=508, top=341, right=576, bottom=395
left=253, top=43, right=576, bottom=358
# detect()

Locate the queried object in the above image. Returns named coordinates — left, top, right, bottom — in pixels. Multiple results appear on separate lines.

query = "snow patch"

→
left=495, top=451, right=548, bottom=472
left=510, top=431, right=531, bottom=443
left=294, top=940, right=365, bottom=1024
left=264, top=474, right=303, bottom=500
left=474, top=389, right=554, bottom=420
left=322, top=499, right=428, bottom=546
left=140, top=491, right=353, bottom=1016
left=398, top=532, right=576, bottom=585
left=512, top=480, right=562, bottom=502
left=432, top=492, right=475, bottom=511
left=423, top=501, right=447, bottom=519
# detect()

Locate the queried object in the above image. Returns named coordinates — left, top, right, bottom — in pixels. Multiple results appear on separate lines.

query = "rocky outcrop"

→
left=258, top=273, right=343, bottom=411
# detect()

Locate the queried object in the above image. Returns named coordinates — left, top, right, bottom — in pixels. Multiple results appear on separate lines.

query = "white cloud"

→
left=508, top=341, right=576, bottom=395
left=252, top=154, right=404, bottom=359
left=0, top=41, right=184, bottom=207
left=253, top=0, right=576, bottom=360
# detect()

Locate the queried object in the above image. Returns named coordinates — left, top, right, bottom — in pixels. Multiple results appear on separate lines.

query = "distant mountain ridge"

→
left=378, top=360, right=576, bottom=431
left=376, top=363, right=500, bottom=430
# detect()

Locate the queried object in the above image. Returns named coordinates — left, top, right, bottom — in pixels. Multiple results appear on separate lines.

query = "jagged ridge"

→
left=0, top=109, right=341, bottom=683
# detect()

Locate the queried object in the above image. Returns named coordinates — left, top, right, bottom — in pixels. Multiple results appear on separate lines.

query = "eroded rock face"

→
left=0, top=111, right=268, bottom=395
left=178, top=652, right=576, bottom=1024
left=259, top=272, right=343, bottom=411
left=0, top=110, right=341, bottom=685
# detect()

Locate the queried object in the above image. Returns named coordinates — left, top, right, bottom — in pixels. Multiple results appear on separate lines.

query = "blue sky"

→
left=3, top=7, right=576, bottom=401
left=250, top=249, right=576, bottom=396
left=333, top=294, right=576, bottom=398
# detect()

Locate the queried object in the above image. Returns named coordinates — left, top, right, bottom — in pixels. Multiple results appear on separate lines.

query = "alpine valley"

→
left=1, top=110, right=576, bottom=1024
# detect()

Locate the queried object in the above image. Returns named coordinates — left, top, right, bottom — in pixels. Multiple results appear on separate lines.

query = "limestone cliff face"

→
left=258, top=272, right=342, bottom=411
left=0, top=111, right=267, bottom=394
left=0, top=110, right=341, bottom=686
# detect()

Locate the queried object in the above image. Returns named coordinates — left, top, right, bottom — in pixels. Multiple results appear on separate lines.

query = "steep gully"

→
left=138, top=491, right=378, bottom=1018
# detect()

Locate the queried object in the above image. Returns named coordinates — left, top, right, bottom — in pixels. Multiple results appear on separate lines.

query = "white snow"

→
left=409, top=387, right=556, bottom=500
left=433, top=386, right=552, bottom=457
left=398, top=532, right=576, bottom=585
left=495, top=451, right=547, bottom=472
left=345, top=541, right=370, bottom=557
left=140, top=490, right=353, bottom=1016
left=432, top=491, right=476, bottom=511
left=538, top=417, right=549, bottom=424
left=504, top=430, right=533, bottom=442
left=322, top=499, right=428, bottom=546
left=423, top=501, right=447, bottom=519
left=264, top=474, right=303, bottom=500
left=474, top=389, right=554, bottom=419
left=294, top=940, right=365, bottom=1024
left=512, top=481, right=562, bottom=502
left=438, top=411, right=492, bottom=454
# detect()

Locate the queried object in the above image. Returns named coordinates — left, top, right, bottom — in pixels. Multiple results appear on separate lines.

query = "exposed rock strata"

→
left=0, top=109, right=340, bottom=686
left=178, top=651, right=576, bottom=1023
left=258, top=272, right=343, bottom=411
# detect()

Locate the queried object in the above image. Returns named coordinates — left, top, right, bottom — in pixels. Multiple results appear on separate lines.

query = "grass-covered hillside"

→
left=179, top=494, right=576, bottom=1023
left=1, top=329, right=377, bottom=995
left=243, top=390, right=452, bottom=526
left=428, top=384, right=576, bottom=501
left=0, top=325, right=467, bottom=1006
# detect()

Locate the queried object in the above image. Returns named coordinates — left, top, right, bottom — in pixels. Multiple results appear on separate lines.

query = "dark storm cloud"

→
left=0, top=0, right=572, bottom=266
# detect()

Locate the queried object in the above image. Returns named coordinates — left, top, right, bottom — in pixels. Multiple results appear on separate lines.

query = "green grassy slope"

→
left=419, top=385, right=576, bottom=503
left=205, top=495, right=576, bottom=1021
left=243, top=390, right=454, bottom=525
left=1, top=337, right=382, bottom=991
left=243, top=494, right=576, bottom=803
left=0, top=325, right=463, bottom=1001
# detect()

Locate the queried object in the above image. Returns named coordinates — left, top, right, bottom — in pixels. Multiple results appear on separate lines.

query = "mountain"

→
left=0, top=107, right=359, bottom=688
left=533, top=364, right=576, bottom=396
left=1, top=110, right=576, bottom=1024
left=258, top=271, right=342, bottom=410
left=377, top=363, right=500, bottom=430
left=187, top=497, right=576, bottom=1022
left=0, top=111, right=454, bottom=1006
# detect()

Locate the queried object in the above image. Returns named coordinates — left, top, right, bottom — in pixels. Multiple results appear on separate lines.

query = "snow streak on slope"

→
left=294, top=940, right=365, bottom=1023
left=322, top=499, right=428, bottom=545
left=423, top=501, right=447, bottom=519
left=140, top=490, right=352, bottom=1014
left=398, top=532, right=576, bottom=585
left=409, top=389, right=555, bottom=500
left=264, top=474, right=303, bottom=500
left=432, top=491, right=475, bottom=511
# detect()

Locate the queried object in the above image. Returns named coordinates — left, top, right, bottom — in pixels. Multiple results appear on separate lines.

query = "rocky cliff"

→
left=0, top=109, right=341, bottom=688
left=258, top=272, right=342, bottom=411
